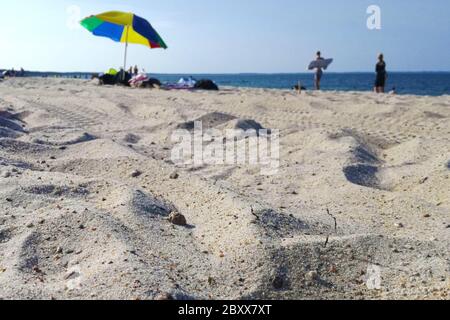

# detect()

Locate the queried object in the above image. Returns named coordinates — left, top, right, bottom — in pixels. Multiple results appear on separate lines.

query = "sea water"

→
left=11, top=71, right=450, bottom=96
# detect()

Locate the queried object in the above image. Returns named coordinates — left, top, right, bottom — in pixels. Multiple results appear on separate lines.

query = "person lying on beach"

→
left=2, top=70, right=13, bottom=78
left=389, top=87, right=397, bottom=95
left=374, top=54, right=387, bottom=93
left=314, top=51, right=325, bottom=90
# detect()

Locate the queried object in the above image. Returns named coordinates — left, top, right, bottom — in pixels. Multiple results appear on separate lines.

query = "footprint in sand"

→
left=123, top=133, right=141, bottom=144
left=31, top=130, right=97, bottom=146
left=423, top=111, right=446, bottom=119
left=0, top=111, right=27, bottom=139
left=0, top=228, right=13, bottom=244
left=0, top=139, right=50, bottom=153
left=23, top=184, right=90, bottom=198
left=65, top=266, right=83, bottom=291
left=343, top=164, right=382, bottom=190
left=130, top=190, right=174, bottom=217
left=177, top=112, right=237, bottom=131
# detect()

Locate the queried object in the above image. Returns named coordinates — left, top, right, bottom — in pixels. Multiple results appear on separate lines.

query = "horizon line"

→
left=5, top=69, right=450, bottom=75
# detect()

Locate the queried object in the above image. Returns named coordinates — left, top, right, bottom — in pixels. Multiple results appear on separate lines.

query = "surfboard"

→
left=308, top=58, right=333, bottom=70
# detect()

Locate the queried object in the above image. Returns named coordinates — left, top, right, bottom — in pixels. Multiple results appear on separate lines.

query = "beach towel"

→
left=162, top=77, right=197, bottom=90
left=162, top=78, right=219, bottom=91
left=129, top=73, right=149, bottom=87
left=178, top=77, right=196, bottom=87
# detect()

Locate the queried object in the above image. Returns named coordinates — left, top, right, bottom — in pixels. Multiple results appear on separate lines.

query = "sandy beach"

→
left=0, top=77, right=449, bottom=300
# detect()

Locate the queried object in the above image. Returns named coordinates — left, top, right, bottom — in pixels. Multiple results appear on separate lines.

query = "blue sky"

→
left=1, top=0, right=449, bottom=73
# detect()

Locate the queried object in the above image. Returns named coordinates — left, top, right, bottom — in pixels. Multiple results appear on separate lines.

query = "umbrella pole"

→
left=123, top=26, right=129, bottom=81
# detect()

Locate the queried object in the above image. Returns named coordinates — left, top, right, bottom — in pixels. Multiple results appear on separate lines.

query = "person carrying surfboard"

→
left=314, top=51, right=325, bottom=90
left=308, top=52, right=333, bottom=91
left=314, top=51, right=324, bottom=90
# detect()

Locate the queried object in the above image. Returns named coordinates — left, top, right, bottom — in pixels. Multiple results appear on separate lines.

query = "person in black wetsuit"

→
left=374, top=54, right=387, bottom=93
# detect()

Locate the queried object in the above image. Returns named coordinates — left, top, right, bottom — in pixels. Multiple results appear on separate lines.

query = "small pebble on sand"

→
left=168, top=212, right=187, bottom=226
left=305, top=271, right=319, bottom=282
left=131, top=170, right=143, bottom=178
left=155, top=293, right=174, bottom=300
left=1, top=171, right=11, bottom=178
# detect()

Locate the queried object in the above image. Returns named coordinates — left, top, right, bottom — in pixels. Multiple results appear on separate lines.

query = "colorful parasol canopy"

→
left=81, top=11, right=167, bottom=49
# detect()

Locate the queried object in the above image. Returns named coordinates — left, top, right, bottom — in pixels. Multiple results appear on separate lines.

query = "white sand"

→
left=0, top=77, right=449, bottom=300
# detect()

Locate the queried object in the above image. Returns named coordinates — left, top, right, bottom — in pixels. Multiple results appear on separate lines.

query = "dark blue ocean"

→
left=155, top=73, right=450, bottom=96
left=6, top=71, right=450, bottom=96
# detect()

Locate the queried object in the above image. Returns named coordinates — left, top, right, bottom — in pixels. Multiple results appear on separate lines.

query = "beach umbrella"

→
left=80, top=11, right=167, bottom=74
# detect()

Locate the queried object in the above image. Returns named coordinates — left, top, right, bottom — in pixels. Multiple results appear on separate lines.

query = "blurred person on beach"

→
left=117, top=68, right=126, bottom=82
left=314, top=51, right=325, bottom=90
left=133, top=65, right=139, bottom=76
left=374, top=54, right=387, bottom=93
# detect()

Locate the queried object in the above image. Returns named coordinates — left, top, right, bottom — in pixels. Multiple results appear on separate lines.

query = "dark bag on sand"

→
left=142, top=78, right=162, bottom=88
left=99, top=72, right=131, bottom=86
left=99, top=74, right=116, bottom=85
left=194, top=79, right=219, bottom=91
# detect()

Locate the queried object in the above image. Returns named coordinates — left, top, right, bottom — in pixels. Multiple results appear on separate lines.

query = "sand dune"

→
left=0, top=78, right=449, bottom=300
